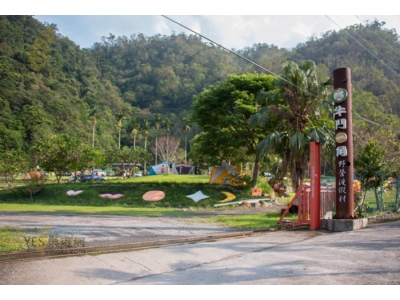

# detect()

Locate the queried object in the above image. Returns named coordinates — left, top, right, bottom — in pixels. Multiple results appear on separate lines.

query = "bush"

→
left=256, top=176, right=273, bottom=194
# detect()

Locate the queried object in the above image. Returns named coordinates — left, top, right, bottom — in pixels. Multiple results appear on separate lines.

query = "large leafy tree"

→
left=0, top=149, right=31, bottom=188
left=253, top=60, right=334, bottom=189
left=106, top=146, right=152, bottom=174
left=31, top=134, right=101, bottom=183
left=190, top=131, right=250, bottom=169
left=354, top=140, right=387, bottom=214
left=192, top=73, right=275, bottom=183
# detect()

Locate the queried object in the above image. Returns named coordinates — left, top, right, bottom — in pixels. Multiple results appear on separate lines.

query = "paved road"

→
left=0, top=212, right=241, bottom=247
left=0, top=212, right=399, bottom=285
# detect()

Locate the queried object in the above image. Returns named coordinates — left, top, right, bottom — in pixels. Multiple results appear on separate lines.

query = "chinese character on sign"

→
left=336, top=146, right=347, bottom=157
left=334, top=106, right=347, bottom=117
left=338, top=160, right=346, bottom=168
left=339, top=195, right=346, bottom=202
left=339, top=169, right=346, bottom=177
left=335, top=119, right=347, bottom=130
left=338, top=186, right=346, bottom=194
left=339, top=178, right=346, bottom=186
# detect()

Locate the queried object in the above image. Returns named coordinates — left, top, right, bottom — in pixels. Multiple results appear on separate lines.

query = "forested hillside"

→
left=1, top=16, right=400, bottom=165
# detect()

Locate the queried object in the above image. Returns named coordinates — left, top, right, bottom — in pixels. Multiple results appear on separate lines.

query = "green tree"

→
left=141, top=119, right=150, bottom=175
left=254, top=60, right=333, bottom=189
left=130, top=117, right=139, bottom=149
left=154, top=113, right=162, bottom=165
left=354, top=140, right=387, bottom=215
left=69, top=147, right=104, bottom=179
left=31, top=134, right=97, bottom=183
left=0, top=149, right=31, bottom=188
left=182, top=117, right=191, bottom=163
left=164, top=118, right=172, bottom=161
left=192, top=73, right=275, bottom=183
left=88, top=107, right=98, bottom=148
left=117, top=110, right=125, bottom=149
left=107, top=146, right=152, bottom=175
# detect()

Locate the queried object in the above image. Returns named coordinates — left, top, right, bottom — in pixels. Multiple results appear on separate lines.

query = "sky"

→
left=5, top=1, right=400, bottom=51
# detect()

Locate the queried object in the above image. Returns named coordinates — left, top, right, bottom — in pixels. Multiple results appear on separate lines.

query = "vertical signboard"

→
left=333, top=68, right=354, bottom=219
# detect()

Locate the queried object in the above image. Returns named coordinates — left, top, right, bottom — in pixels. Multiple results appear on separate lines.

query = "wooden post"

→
left=333, top=68, right=354, bottom=219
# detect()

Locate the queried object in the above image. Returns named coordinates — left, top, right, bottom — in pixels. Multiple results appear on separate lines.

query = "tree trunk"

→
left=252, top=151, right=261, bottom=186
left=155, top=136, right=158, bottom=165
left=374, top=188, right=382, bottom=211
left=92, top=125, right=95, bottom=148
left=396, top=180, right=400, bottom=211
left=185, top=135, right=187, bottom=164
left=144, top=137, right=147, bottom=175
left=166, top=135, right=169, bottom=174
left=119, top=129, right=121, bottom=149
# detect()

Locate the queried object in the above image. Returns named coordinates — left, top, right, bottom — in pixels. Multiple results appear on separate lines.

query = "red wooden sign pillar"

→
left=310, top=141, right=321, bottom=230
left=333, top=68, right=354, bottom=219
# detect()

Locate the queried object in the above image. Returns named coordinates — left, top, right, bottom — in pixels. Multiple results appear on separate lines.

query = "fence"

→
left=278, top=184, right=336, bottom=227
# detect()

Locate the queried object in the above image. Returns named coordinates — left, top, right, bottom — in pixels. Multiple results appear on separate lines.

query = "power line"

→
left=355, top=15, right=400, bottom=61
left=356, top=116, right=400, bottom=134
left=336, top=16, right=399, bottom=70
left=162, top=15, right=399, bottom=135
left=326, top=15, right=399, bottom=78
left=162, top=15, right=319, bottom=99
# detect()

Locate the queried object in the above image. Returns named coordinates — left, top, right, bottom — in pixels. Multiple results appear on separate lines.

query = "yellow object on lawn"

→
left=219, top=191, right=236, bottom=203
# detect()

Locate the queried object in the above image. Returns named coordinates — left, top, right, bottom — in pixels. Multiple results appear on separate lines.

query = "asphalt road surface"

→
left=0, top=212, right=399, bottom=285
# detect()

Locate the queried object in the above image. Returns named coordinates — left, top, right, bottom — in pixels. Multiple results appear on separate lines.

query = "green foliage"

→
left=1, top=16, right=400, bottom=184
left=191, top=73, right=275, bottom=181
left=255, top=60, right=334, bottom=189
left=105, top=146, right=152, bottom=174
left=256, top=176, right=273, bottom=195
left=354, top=140, right=387, bottom=215
left=31, top=134, right=103, bottom=183
left=0, top=149, right=31, bottom=188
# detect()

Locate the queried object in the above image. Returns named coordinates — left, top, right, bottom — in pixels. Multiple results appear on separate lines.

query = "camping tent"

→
left=209, top=165, right=241, bottom=185
left=175, top=163, right=195, bottom=174
left=149, top=162, right=178, bottom=175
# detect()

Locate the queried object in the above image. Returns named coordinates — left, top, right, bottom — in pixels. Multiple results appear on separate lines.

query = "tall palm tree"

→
left=142, top=119, right=150, bottom=150
left=164, top=117, right=173, bottom=174
left=117, top=110, right=125, bottom=149
left=154, top=113, right=162, bottom=165
left=252, top=60, right=333, bottom=189
left=130, top=118, right=139, bottom=149
left=88, top=107, right=98, bottom=148
left=142, top=118, right=150, bottom=175
left=183, top=117, right=191, bottom=164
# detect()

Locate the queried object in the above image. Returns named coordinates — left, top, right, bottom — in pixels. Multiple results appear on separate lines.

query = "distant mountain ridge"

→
left=1, top=15, right=399, bottom=154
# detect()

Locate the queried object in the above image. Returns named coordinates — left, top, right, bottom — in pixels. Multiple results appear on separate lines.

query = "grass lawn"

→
left=0, top=174, right=289, bottom=253
left=184, top=211, right=298, bottom=230
left=0, top=203, right=195, bottom=217
left=0, top=174, right=250, bottom=208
